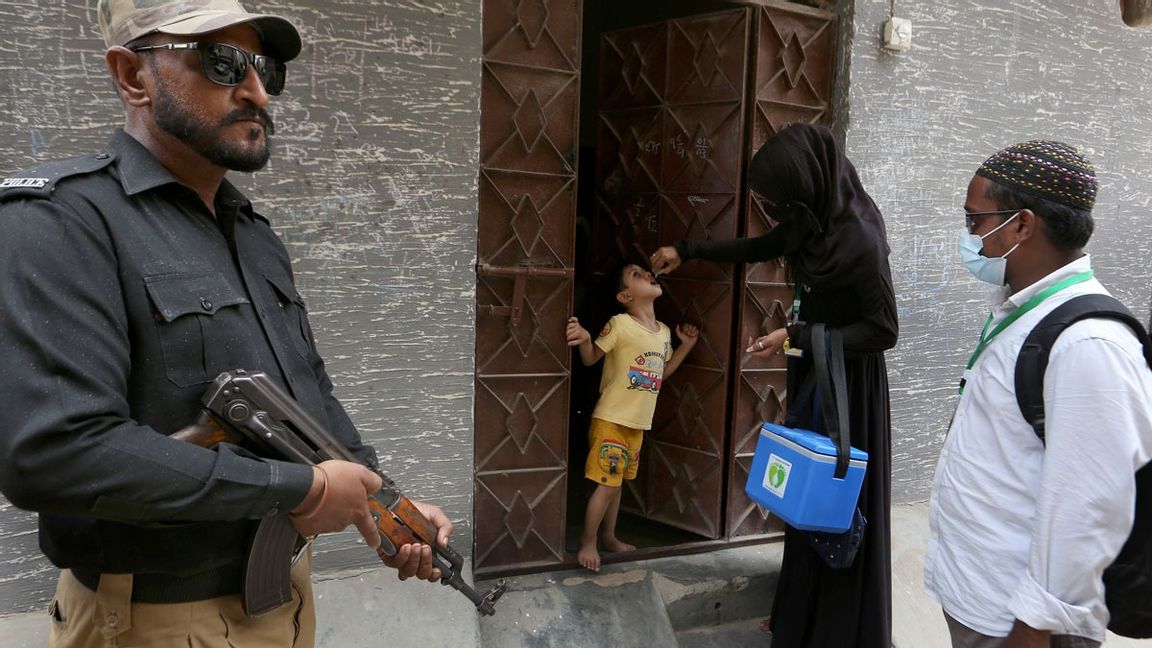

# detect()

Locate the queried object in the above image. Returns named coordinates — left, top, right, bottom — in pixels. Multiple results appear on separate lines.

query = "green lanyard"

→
left=790, top=284, right=805, bottom=325
left=960, top=270, right=1094, bottom=391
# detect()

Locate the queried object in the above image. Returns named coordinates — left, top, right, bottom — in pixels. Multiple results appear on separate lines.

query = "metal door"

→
left=728, top=2, right=838, bottom=538
left=594, top=9, right=751, bottom=538
left=594, top=3, right=838, bottom=540
left=474, top=0, right=581, bottom=575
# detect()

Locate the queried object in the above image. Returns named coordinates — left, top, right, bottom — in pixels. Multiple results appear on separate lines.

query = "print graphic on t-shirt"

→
left=627, top=351, right=665, bottom=393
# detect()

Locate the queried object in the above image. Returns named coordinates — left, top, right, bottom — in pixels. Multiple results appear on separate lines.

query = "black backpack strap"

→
left=811, top=323, right=852, bottom=478
left=1016, top=293, right=1152, bottom=443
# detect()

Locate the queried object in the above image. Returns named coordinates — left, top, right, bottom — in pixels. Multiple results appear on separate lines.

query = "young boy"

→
left=565, top=263, right=699, bottom=571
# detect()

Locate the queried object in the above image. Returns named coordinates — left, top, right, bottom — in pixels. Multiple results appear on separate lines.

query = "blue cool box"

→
left=745, top=422, right=868, bottom=533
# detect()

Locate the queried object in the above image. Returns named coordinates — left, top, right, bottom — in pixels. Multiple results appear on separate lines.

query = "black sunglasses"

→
left=130, top=42, right=286, bottom=96
left=964, top=208, right=1020, bottom=234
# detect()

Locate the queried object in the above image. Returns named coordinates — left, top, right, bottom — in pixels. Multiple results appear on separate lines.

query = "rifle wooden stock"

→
left=174, top=369, right=506, bottom=617
left=170, top=411, right=239, bottom=448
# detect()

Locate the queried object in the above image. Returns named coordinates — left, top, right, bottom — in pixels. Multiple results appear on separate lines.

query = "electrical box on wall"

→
left=883, top=17, right=912, bottom=51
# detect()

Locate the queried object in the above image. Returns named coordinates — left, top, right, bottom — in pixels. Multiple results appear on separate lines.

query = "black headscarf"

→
left=747, top=123, right=889, bottom=289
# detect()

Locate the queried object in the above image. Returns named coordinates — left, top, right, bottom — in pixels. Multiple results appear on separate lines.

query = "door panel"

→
left=478, top=170, right=575, bottom=271
left=664, top=16, right=749, bottom=105
left=482, top=63, right=580, bottom=175
left=662, top=103, right=745, bottom=193
left=597, top=109, right=664, bottom=195
left=475, top=0, right=839, bottom=571
left=475, top=0, right=581, bottom=574
left=749, top=3, right=837, bottom=140
left=727, top=2, right=837, bottom=538
left=598, top=22, right=668, bottom=111
left=595, top=9, right=751, bottom=539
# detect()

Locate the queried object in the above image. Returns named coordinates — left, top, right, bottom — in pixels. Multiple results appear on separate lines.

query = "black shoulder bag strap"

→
left=1016, top=293, right=1152, bottom=443
left=811, top=323, right=852, bottom=478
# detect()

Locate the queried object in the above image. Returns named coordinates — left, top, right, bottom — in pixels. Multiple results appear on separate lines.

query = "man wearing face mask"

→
left=926, top=141, right=1152, bottom=647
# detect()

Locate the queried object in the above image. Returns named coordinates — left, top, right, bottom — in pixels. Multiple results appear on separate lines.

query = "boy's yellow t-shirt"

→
left=590, top=313, right=672, bottom=430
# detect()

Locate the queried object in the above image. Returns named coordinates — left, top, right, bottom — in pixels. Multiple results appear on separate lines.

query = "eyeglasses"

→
left=130, top=42, right=286, bottom=96
left=964, top=208, right=1020, bottom=234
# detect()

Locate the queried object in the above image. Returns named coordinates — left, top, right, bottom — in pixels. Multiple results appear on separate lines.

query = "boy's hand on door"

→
left=566, top=316, right=590, bottom=346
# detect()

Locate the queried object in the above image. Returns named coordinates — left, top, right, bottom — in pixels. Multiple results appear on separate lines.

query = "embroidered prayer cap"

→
left=97, top=0, right=302, bottom=62
left=975, top=140, right=1097, bottom=211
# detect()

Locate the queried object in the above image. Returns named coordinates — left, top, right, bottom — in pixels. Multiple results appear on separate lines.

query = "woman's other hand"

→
left=649, top=246, right=681, bottom=276
left=746, top=327, right=789, bottom=357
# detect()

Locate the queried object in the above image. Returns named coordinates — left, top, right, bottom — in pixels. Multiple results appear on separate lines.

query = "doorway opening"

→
left=473, top=0, right=839, bottom=578
left=565, top=0, right=794, bottom=566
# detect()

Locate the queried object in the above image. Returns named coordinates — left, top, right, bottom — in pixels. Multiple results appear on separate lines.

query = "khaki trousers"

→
left=47, top=552, right=315, bottom=648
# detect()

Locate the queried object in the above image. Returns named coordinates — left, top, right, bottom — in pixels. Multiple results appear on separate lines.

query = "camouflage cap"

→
left=97, top=0, right=302, bottom=61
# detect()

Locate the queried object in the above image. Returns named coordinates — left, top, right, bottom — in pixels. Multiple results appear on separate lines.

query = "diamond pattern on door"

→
left=727, top=3, right=837, bottom=538
left=482, top=62, right=579, bottom=175
left=476, top=0, right=839, bottom=571
left=485, top=0, right=579, bottom=69
left=476, top=0, right=581, bottom=574
left=749, top=4, right=837, bottom=145
left=595, top=9, right=751, bottom=539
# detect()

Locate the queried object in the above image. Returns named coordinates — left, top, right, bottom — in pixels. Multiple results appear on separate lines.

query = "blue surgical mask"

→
left=958, top=212, right=1021, bottom=285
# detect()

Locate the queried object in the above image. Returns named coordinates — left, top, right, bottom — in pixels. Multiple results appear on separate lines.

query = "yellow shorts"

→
left=584, top=418, right=644, bottom=487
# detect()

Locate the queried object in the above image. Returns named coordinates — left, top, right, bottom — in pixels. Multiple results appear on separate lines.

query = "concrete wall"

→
left=0, top=0, right=480, bottom=614
left=844, top=0, right=1152, bottom=502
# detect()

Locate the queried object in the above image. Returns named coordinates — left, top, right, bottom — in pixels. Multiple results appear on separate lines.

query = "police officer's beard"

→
left=151, top=80, right=274, bottom=172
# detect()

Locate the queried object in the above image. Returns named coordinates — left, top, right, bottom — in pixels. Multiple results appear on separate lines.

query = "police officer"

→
left=0, top=1, right=451, bottom=645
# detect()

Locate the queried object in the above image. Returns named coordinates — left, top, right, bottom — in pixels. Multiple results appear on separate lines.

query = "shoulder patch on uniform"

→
left=0, top=152, right=116, bottom=201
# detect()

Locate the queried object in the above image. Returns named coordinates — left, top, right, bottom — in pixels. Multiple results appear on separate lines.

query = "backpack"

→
left=1015, top=293, right=1152, bottom=638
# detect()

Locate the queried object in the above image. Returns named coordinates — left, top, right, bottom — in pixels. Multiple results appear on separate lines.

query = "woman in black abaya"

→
left=649, top=122, right=897, bottom=648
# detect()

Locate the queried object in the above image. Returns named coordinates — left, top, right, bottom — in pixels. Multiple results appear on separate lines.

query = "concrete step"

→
left=675, top=618, right=772, bottom=648
left=476, top=542, right=783, bottom=648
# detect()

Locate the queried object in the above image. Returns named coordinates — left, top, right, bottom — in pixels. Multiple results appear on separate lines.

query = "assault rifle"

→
left=173, top=369, right=506, bottom=617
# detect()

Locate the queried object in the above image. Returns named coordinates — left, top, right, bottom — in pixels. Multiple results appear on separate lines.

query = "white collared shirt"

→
left=925, top=255, right=1152, bottom=640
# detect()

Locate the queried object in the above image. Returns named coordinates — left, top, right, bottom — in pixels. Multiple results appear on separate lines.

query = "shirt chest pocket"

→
left=264, top=271, right=315, bottom=361
left=145, top=273, right=251, bottom=387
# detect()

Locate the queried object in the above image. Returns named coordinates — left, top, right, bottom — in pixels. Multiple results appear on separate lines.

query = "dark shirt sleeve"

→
left=0, top=197, right=314, bottom=522
left=676, top=233, right=897, bottom=357
left=676, top=228, right=791, bottom=264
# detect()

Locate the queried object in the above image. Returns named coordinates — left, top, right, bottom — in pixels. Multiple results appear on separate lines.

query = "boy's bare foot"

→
left=599, top=536, right=636, bottom=553
left=578, top=540, right=601, bottom=571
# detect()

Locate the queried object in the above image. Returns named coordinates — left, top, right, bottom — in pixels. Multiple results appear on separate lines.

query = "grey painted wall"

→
left=0, top=0, right=479, bottom=614
left=845, top=0, right=1152, bottom=502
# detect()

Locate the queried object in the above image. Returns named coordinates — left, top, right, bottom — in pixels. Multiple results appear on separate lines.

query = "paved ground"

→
left=2, top=502, right=1149, bottom=647
left=475, top=542, right=782, bottom=647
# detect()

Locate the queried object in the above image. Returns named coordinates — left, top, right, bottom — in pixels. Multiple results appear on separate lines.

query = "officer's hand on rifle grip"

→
left=288, top=460, right=383, bottom=549
left=382, top=499, right=453, bottom=582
